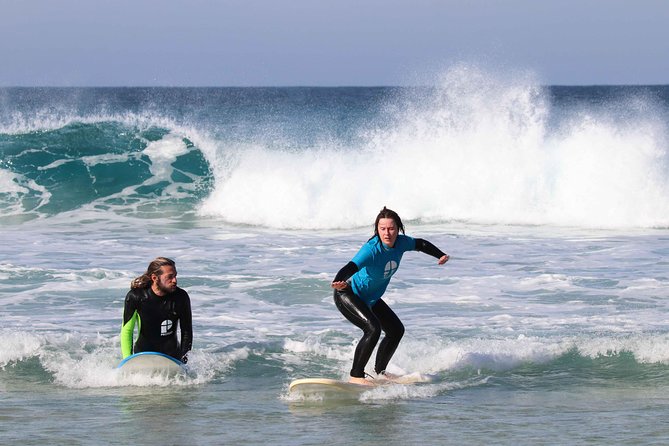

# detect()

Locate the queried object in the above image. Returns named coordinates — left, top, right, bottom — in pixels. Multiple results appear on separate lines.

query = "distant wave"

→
left=0, top=117, right=213, bottom=223
left=2, top=79, right=668, bottom=229
left=199, top=68, right=669, bottom=229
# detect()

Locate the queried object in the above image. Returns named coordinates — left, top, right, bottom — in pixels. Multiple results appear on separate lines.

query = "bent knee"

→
left=388, top=322, right=405, bottom=340
left=363, top=320, right=383, bottom=339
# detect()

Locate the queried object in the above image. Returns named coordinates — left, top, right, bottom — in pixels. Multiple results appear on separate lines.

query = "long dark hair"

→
left=130, top=257, right=176, bottom=289
left=369, top=206, right=405, bottom=241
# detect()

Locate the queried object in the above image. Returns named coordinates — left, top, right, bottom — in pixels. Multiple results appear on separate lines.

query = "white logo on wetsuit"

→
left=383, top=260, right=398, bottom=279
left=161, top=320, right=173, bottom=336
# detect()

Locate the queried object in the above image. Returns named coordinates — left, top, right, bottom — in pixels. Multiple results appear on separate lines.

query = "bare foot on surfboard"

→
left=348, top=376, right=376, bottom=386
left=377, top=371, right=401, bottom=381
left=377, top=371, right=434, bottom=384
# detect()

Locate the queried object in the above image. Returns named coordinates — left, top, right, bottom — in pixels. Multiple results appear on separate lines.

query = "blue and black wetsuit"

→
left=333, top=236, right=445, bottom=378
left=121, top=286, right=192, bottom=361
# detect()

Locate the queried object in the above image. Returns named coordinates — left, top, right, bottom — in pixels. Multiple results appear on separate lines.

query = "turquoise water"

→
left=2, top=72, right=669, bottom=444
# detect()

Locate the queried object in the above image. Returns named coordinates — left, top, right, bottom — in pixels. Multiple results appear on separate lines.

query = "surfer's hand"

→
left=181, top=354, right=188, bottom=364
left=438, top=254, right=449, bottom=265
left=331, top=281, right=348, bottom=291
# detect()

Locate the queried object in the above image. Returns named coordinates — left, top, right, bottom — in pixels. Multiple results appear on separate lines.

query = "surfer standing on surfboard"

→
left=121, top=257, right=193, bottom=363
left=332, top=207, right=449, bottom=385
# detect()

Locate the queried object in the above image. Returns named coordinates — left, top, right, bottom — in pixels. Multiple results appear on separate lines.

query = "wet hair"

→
left=370, top=206, right=405, bottom=241
left=130, top=257, right=176, bottom=289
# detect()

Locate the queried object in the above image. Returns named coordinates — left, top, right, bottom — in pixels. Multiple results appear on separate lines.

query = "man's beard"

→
left=157, top=281, right=176, bottom=295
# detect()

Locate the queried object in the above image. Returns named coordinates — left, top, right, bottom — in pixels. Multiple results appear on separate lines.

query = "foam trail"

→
left=199, top=67, right=669, bottom=229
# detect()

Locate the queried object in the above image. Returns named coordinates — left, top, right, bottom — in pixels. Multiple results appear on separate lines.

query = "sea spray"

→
left=199, top=68, right=669, bottom=228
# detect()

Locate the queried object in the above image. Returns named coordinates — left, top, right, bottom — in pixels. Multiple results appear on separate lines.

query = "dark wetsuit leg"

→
left=334, top=288, right=382, bottom=378
left=371, top=299, right=405, bottom=374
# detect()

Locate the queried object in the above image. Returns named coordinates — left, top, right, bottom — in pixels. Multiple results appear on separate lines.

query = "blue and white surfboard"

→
left=117, top=351, right=184, bottom=375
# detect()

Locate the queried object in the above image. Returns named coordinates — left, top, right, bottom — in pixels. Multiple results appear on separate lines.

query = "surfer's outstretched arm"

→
left=414, top=238, right=450, bottom=265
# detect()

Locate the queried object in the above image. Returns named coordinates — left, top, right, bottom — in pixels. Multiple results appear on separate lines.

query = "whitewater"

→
left=1, top=69, right=669, bottom=445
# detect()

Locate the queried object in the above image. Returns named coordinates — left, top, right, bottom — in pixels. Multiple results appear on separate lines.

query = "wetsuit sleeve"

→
left=179, top=293, right=193, bottom=358
left=414, top=238, right=447, bottom=259
left=120, top=291, right=139, bottom=358
left=333, top=261, right=359, bottom=283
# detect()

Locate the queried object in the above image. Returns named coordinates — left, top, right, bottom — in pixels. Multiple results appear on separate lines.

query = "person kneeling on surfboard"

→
left=332, top=207, right=449, bottom=385
left=121, top=257, right=193, bottom=363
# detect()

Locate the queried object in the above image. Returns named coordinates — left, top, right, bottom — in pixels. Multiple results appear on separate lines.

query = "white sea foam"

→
left=0, top=329, right=247, bottom=389
left=143, top=133, right=190, bottom=182
left=284, top=336, right=354, bottom=363
left=199, top=67, right=669, bottom=229
left=387, top=333, right=669, bottom=376
left=0, top=110, right=182, bottom=136
left=0, top=330, right=43, bottom=367
left=0, top=168, right=28, bottom=194
left=0, top=168, right=51, bottom=216
left=282, top=322, right=669, bottom=382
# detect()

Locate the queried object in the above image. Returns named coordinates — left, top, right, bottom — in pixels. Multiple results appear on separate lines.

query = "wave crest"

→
left=0, top=117, right=213, bottom=222
left=200, top=68, right=669, bottom=229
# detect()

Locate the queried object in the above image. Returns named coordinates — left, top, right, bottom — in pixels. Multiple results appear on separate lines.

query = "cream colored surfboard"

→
left=289, top=378, right=378, bottom=394
left=289, top=373, right=433, bottom=394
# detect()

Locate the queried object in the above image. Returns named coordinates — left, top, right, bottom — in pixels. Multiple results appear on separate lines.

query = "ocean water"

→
left=2, top=69, right=669, bottom=444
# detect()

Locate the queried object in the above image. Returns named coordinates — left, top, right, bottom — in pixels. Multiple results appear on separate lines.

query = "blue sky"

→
left=1, top=0, right=668, bottom=86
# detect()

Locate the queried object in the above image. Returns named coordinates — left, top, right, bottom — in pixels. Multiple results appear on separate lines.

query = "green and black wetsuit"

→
left=121, top=286, right=193, bottom=361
